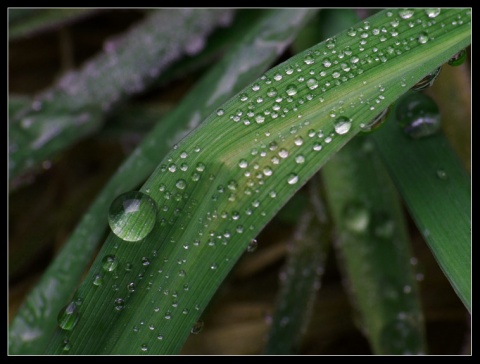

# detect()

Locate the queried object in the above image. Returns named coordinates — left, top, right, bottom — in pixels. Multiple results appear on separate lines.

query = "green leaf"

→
left=36, top=8, right=470, bottom=355
left=372, top=91, right=471, bottom=312
left=264, top=178, right=329, bottom=354
left=9, top=9, right=235, bottom=180
left=322, top=135, right=426, bottom=354
left=8, top=8, right=100, bottom=40
left=9, top=8, right=317, bottom=355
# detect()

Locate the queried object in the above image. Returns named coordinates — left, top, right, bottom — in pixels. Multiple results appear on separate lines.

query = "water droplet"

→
left=436, top=169, right=448, bottom=180
left=216, top=109, right=224, bottom=116
left=175, top=179, right=187, bottom=190
left=287, top=173, right=299, bottom=185
left=322, top=58, right=332, bottom=68
left=141, top=343, right=148, bottom=352
left=247, top=239, right=258, bottom=252
left=343, top=202, right=370, bottom=234
left=448, top=49, right=467, bottom=67
left=273, top=72, right=283, bottom=81
left=102, top=255, right=118, bottom=272
left=255, top=114, right=265, bottom=124
left=57, top=301, right=79, bottom=330
left=306, top=78, right=319, bottom=90
left=396, top=93, right=441, bottom=139
left=278, top=149, right=289, bottom=159
left=127, top=282, right=135, bottom=292
left=399, top=8, right=414, bottom=19
left=238, top=159, right=248, bottom=169
left=304, top=53, right=315, bottom=65
left=108, top=191, right=158, bottom=242
left=196, top=162, right=206, bottom=172
left=313, top=143, right=322, bottom=151
left=411, top=67, right=441, bottom=91
left=334, top=116, right=352, bottom=135
left=286, top=85, right=298, bottom=96
left=114, top=298, right=125, bottom=311
left=93, top=273, right=104, bottom=286
left=295, top=155, right=305, bottom=164
left=425, top=8, right=441, bottom=18
left=191, top=320, right=204, bottom=334
left=417, top=32, right=429, bottom=44
left=360, top=107, right=390, bottom=133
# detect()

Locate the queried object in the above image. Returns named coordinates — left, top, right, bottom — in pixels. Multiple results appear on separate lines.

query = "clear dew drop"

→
left=306, top=78, right=319, bottom=90
left=108, top=191, right=158, bottom=242
left=216, top=109, right=224, bottom=116
left=278, top=149, right=289, bottom=159
left=360, top=106, right=390, bottom=133
left=57, top=301, right=80, bottom=331
left=411, top=67, right=441, bottom=91
left=93, top=273, right=104, bottom=286
left=343, top=202, right=370, bottom=234
left=396, top=92, right=441, bottom=139
left=286, top=84, right=298, bottom=96
left=425, top=8, right=441, bottom=18
left=295, top=155, right=305, bottom=164
left=448, top=49, right=467, bottom=67
left=140, top=344, right=148, bottom=352
left=436, top=169, right=448, bottom=180
left=238, top=159, right=248, bottom=169
left=247, top=239, right=258, bottom=253
left=114, top=298, right=125, bottom=311
left=175, top=179, right=187, bottom=190
left=398, top=8, right=414, bottom=19
left=287, top=173, right=299, bottom=185
left=334, top=116, right=352, bottom=135
left=417, top=32, right=429, bottom=44
left=191, top=320, right=204, bottom=334
left=304, top=53, right=315, bottom=65
left=102, top=255, right=118, bottom=272
left=62, top=339, right=71, bottom=351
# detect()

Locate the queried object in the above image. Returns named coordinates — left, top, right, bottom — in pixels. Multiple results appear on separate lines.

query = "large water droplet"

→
left=343, top=202, right=370, bottom=234
left=175, top=179, right=187, bottom=190
left=93, top=273, right=104, bottom=286
left=108, top=191, right=158, bottom=242
left=396, top=93, right=441, bottom=139
left=411, top=67, right=441, bottom=91
left=334, top=116, right=352, bottom=135
left=57, top=301, right=79, bottom=330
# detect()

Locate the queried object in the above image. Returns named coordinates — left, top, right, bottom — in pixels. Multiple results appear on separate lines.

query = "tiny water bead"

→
left=191, top=320, right=204, bottom=334
left=448, top=49, right=467, bottom=67
left=114, top=298, right=125, bottom=311
left=247, top=239, right=258, bottom=253
left=360, top=107, right=391, bottom=133
left=108, top=191, right=158, bottom=242
left=57, top=301, right=80, bottom=331
left=396, top=92, right=441, bottom=139
left=343, top=202, right=370, bottom=234
left=102, top=255, right=118, bottom=272
left=411, top=67, right=441, bottom=91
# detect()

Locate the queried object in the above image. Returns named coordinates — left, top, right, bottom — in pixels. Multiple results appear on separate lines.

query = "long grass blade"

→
left=9, top=9, right=235, bottom=180
left=322, top=135, right=427, bottom=354
left=9, top=9, right=317, bottom=355
left=371, top=91, right=471, bottom=312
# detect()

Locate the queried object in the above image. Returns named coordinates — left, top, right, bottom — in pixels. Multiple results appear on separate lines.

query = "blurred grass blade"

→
left=9, top=9, right=235, bottom=181
left=39, top=9, right=470, bottom=355
left=264, top=182, right=329, bottom=354
left=371, top=91, right=471, bottom=312
left=9, top=9, right=317, bottom=355
left=8, top=8, right=100, bottom=40
left=322, top=135, right=426, bottom=354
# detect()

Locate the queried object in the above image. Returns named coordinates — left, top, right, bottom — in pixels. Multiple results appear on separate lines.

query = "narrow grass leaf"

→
left=264, top=179, right=329, bottom=354
left=322, top=135, right=427, bottom=354
left=371, top=91, right=471, bottom=312
left=9, top=9, right=235, bottom=180
left=40, top=9, right=470, bottom=355
left=9, top=9, right=316, bottom=355
left=8, top=8, right=100, bottom=40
